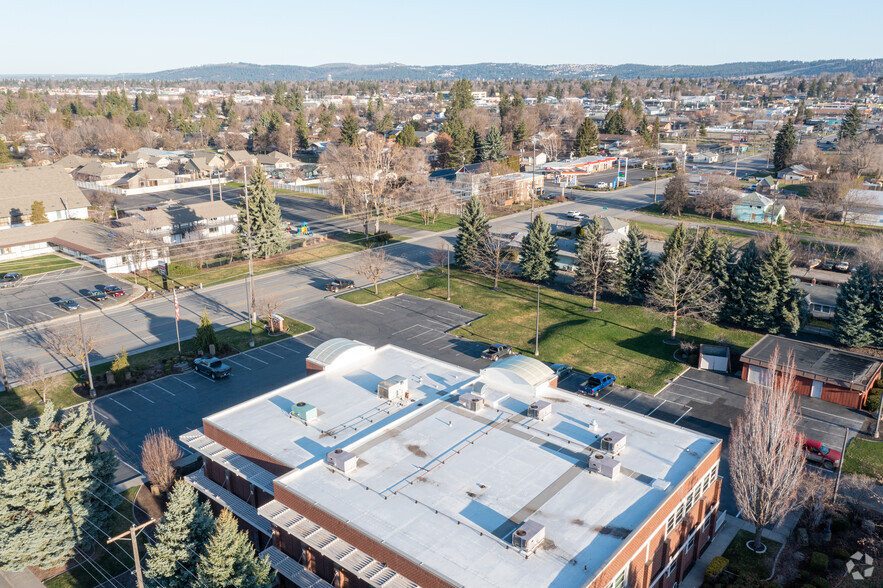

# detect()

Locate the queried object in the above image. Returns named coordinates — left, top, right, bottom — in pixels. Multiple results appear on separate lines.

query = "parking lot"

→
left=0, top=264, right=133, bottom=329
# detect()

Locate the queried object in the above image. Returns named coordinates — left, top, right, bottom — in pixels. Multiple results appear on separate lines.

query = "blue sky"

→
left=3, top=0, right=881, bottom=74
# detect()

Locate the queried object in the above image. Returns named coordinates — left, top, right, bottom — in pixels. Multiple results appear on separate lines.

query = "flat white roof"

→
left=257, top=345, right=719, bottom=588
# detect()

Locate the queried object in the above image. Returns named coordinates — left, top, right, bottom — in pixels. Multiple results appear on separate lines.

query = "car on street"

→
left=481, top=343, right=512, bottom=361
left=819, top=260, right=835, bottom=271
left=194, top=357, right=232, bottom=379
left=0, top=273, right=23, bottom=289
left=689, top=189, right=702, bottom=195
left=834, top=260, right=850, bottom=272
left=104, top=285, right=125, bottom=297
left=593, top=182, right=609, bottom=189
left=58, top=298, right=80, bottom=311
left=324, top=279, right=355, bottom=292
left=567, top=211, right=584, bottom=220
left=803, top=438, right=841, bottom=470
left=578, top=373, right=616, bottom=396
left=87, top=290, right=107, bottom=302
left=550, top=363, right=573, bottom=379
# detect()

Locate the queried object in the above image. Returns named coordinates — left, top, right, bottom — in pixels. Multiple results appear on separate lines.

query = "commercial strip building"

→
left=0, top=166, right=90, bottom=228
left=181, top=339, right=723, bottom=588
left=740, top=335, right=882, bottom=409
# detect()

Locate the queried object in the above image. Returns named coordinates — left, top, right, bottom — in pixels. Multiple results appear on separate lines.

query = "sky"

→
left=3, top=0, right=881, bottom=75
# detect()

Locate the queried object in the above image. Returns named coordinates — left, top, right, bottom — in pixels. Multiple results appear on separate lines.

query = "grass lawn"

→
left=45, top=487, right=146, bottom=588
left=842, top=438, right=883, bottom=482
left=0, top=254, right=79, bottom=276
left=0, top=372, right=84, bottom=426
left=391, top=211, right=461, bottom=232
left=720, top=529, right=782, bottom=584
left=277, top=190, right=328, bottom=200
left=340, top=270, right=761, bottom=393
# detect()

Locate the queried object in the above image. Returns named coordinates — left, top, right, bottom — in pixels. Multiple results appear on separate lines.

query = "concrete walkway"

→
left=0, top=569, right=45, bottom=588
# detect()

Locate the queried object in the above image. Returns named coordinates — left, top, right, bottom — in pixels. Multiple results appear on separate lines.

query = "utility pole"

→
left=534, top=283, right=540, bottom=356
left=531, top=138, right=537, bottom=221
left=833, top=427, right=850, bottom=502
left=209, top=172, right=214, bottom=202
left=653, top=137, right=660, bottom=204
left=218, top=170, right=223, bottom=202
left=446, top=244, right=451, bottom=301
left=242, top=167, right=255, bottom=347
left=79, top=314, right=95, bottom=398
left=107, top=519, right=155, bottom=588
left=0, top=336, right=8, bottom=393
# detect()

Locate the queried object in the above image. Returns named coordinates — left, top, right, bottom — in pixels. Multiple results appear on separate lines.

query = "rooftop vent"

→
left=326, top=448, right=358, bottom=474
left=601, top=431, right=627, bottom=455
left=511, top=520, right=546, bottom=552
left=458, top=393, right=484, bottom=412
left=528, top=400, right=552, bottom=420
left=472, top=381, right=487, bottom=396
left=588, top=453, right=621, bottom=479
left=377, top=376, right=408, bottom=400
left=290, top=402, right=317, bottom=422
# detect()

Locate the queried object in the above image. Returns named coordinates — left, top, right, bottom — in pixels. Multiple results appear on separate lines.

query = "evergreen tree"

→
left=616, top=225, right=653, bottom=302
left=573, top=118, right=600, bottom=156
left=764, top=234, right=805, bottom=334
left=470, top=126, right=483, bottom=162
left=294, top=111, right=310, bottom=149
left=30, top=200, right=48, bottom=223
left=194, top=310, right=219, bottom=354
left=236, top=165, right=288, bottom=258
left=839, top=104, right=862, bottom=140
left=637, top=116, right=651, bottom=146
left=519, top=214, right=558, bottom=282
left=773, top=119, right=796, bottom=170
left=454, top=197, right=489, bottom=267
left=0, top=137, right=10, bottom=164
left=481, top=125, right=506, bottom=162
left=447, top=79, right=474, bottom=119
left=699, top=123, right=707, bottom=137
left=182, top=95, right=194, bottom=117
left=441, top=116, right=474, bottom=165
left=498, top=92, right=511, bottom=123
left=376, top=112, right=394, bottom=134
left=365, top=99, right=375, bottom=122
left=660, top=173, right=690, bottom=216
left=603, top=109, right=626, bottom=135
left=396, top=123, right=418, bottom=147
left=832, top=264, right=876, bottom=348
left=196, top=509, right=273, bottom=588
left=145, top=481, right=215, bottom=588
left=691, top=230, right=719, bottom=272
left=659, top=222, right=688, bottom=265
left=339, top=114, right=360, bottom=146
left=574, top=216, right=613, bottom=309
left=651, top=116, right=660, bottom=148
left=513, top=121, right=527, bottom=147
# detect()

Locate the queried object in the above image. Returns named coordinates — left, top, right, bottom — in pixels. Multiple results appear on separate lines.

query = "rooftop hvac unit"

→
left=600, top=431, right=627, bottom=455
left=326, top=449, right=358, bottom=474
left=511, top=520, right=546, bottom=552
left=528, top=400, right=552, bottom=420
left=588, top=453, right=621, bottom=479
left=377, top=376, right=408, bottom=400
left=290, top=402, right=317, bottom=422
left=458, top=392, right=484, bottom=412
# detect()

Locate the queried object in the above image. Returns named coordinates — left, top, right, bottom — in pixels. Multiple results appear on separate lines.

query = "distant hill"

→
left=10, top=59, right=883, bottom=81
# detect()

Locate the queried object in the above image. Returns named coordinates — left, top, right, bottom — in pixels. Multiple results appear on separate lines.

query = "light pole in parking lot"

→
left=446, top=244, right=451, bottom=301
left=534, top=283, right=540, bottom=356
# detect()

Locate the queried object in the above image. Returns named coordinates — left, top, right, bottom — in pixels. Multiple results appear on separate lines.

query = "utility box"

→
left=291, top=402, right=317, bottom=422
left=326, top=449, right=358, bottom=474
left=378, top=376, right=408, bottom=400
left=512, top=520, right=546, bottom=552
left=528, top=400, right=552, bottom=420
left=588, top=453, right=621, bottom=479
left=458, top=393, right=484, bottom=412
left=600, top=431, right=627, bottom=455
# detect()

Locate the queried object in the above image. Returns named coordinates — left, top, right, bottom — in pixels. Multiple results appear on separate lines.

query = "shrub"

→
left=811, top=577, right=830, bottom=588
left=810, top=552, right=829, bottom=574
left=110, top=346, right=129, bottom=378
left=372, top=231, right=393, bottom=244
left=169, top=262, right=201, bottom=276
left=864, top=388, right=881, bottom=413
left=705, top=556, right=729, bottom=579
left=831, top=547, right=851, bottom=560
left=831, top=518, right=851, bottom=534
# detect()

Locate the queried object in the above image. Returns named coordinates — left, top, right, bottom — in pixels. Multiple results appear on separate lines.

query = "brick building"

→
left=182, top=339, right=723, bottom=588
left=740, top=335, right=882, bottom=409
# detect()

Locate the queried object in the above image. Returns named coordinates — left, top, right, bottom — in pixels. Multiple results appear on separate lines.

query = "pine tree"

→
left=574, top=216, right=613, bottom=309
left=340, top=114, right=360, bottom=146
left=660, top=174, right=690, bottom=216
left=454, top=197, right=489, bottom=268
left=145, top=481, right=215, bottom=588
left=839, top=104, right=862, bottom=140
left=519, top=214, right=558, bottom=282
left=573, top=118, right=600, bottom=156
left=651, top=117, right=661, bottom=148
left=396, top=123, right=418, bottom=147
left=30, top=200, right=47, bottom=223
left=691, top=230, right=719, bottom=273
left=604, top=109, right=626, bottom=135
left=659, top=222, right=688, bottom=265
left=773, top=119, right=796, bottom=170
left=637, top=116, right=651, bottom=146
left=832, top=264, right=876, bottom=348
left=294, top=111, right=310, bottom=149
left=236, top=165, right=288, bottom=259
left=447, top=79, right=474, bottom=119
left=376, top=112, right=394, bottom=134
left=196, top=509, right=273, bottom=588
left=481, top=125, right=506, bottom=162
left=764, top=234, right=805, bottom=334
left=471, top=127, right=483, bottom=162
left=616, top=225, right=653, bottom=302
left=513, top=121, right=527, bottom=147
left=194, top=310, right=219, bottom=354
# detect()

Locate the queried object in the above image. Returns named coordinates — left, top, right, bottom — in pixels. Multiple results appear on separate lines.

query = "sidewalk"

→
left=0, top=569, right=44, bottom=588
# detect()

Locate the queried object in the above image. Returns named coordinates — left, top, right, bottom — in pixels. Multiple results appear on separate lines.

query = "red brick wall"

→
left=203, top=421, right=292, bottom=476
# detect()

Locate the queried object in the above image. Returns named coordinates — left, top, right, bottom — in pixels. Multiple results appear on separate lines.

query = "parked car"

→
left=0, top=273, right=23, bottom=289
left=550, top=363, right=573, bottom=379
left=481, top=343, right=512, bottom=361
left=324, top=279, right=355, bottom=292
left=194, top=357, right=232, bottom=380
left=819, top=260, right=835, bottom=271
left=834, top=261, right=850, bottom=272
left=803, top=438, right=841, bottom=470
left=688, top=189, right=702, bottom=195
left=806, top=258, right=822, bottom=269
left=567, top=211, right=584, bottom=220
left=103, top=285, right=125, bottom=297
left=593, top=182, right=609, bottom=189
left=87, top=290, right=107, bottom=302
left=578, top=373, right=616, bottom=396
left=58, top=298, right=80, bottom=312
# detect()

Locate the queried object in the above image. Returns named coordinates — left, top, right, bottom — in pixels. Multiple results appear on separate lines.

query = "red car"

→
left=803, top=438, right=841, bottom=470
left=103, top=285, right=125, bottom=298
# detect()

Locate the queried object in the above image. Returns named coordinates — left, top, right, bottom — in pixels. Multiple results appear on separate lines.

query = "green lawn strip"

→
left=842, top=438, right=883, bottom=481
left=90, top=315, right=312, bottom=380
left=0, top=254, right=80, bottom=276
left=340, top=270, right=760, bottom=393
left=719, top=529, right=782, bottom=584
left=0, top=373, right=82, bottom=426
left=45, top=487, right=146, bottom=588
left=275, top=190, right=328, bottom=200
left=391, top=212, right=461, bottom=232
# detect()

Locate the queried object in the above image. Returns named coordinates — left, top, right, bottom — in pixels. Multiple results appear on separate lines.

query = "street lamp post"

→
left=446, top=244, right=451, bottom=301
left=242, top=167, right=255, bottom=348
left=79, top=314, right=95, bottom=398
left=534, top=283, right=540, bottom=356
left=531, top=138, right=537, bottom=221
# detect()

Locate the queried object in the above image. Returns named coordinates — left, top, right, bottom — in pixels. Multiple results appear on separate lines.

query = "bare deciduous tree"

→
left=855, top=234, right=883, bottom=272
left=693, top=175, right=739, bottom=220
left=399, top=182, right=454, bottom=226
left=18, top=362, right=50, bottom=404
left=648, top=244, right=719, bottom=339
left=44, top=323, right=96, bottom=373
left=730, top=347, right=805, bottom=552
left=356, top=247, right=390, bottom=295
left=839, top=134, right=883, bottom=179
left=538, top=132, right=563, bottom=162
left=430, top=246, right=450, bottom=270
left=141, top=429, right=183, bottom=495
left=473, top=233, right=511, bottom=290
left=259, top=296, right=281, bottom=332
left=801, top=469, right=843, bottom=530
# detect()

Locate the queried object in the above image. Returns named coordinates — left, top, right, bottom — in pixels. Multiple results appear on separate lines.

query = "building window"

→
left=676, top=502, right=685, bottom=522
left=685, top=491, right=693, bottom=510
left=666, top=513, right=676, bottom=535
left=702, top=515, right=713, bottom=533
left=693, top=484, right=702, bottom=504
left=606, top=569, right=627, bottom=588
left=666, top=559, right=678, bottom=577
left=685, top=534, right=695, bottom=553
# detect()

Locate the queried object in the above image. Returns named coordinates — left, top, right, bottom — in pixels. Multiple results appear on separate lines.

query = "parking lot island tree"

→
left=141, top=429, right=182, bottom=496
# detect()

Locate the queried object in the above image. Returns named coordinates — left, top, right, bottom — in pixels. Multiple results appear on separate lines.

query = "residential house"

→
left=115, top=201, right=238, bottom=245
left=223, top=149, right=258, bottom=170
left=798, top=281, right=838, bottom=320
left=121, top=167, right=177, bottom=189
left=840, top=189, right=883, bottom=226
left=0, top=166, right=91, bottom=228
left=731, top=192, right=786, bottom=224
left=485, top=172, right=545, bottom=205
left=256, top=151, right=299, bottom=171
left=183, top=157, right=215, bottom=179
left=691, top=152, right=719, bottom=164
left=776, top=164, right=818, bottom=182
left=51, top=154, right=98, bottom=174
left=553, top=217, right=630, bottom=271
left=75, top=162, right=134, bottom=186
left=755, top=176, right=779, bottom=195
left=414, top=130, right=438, bottom=145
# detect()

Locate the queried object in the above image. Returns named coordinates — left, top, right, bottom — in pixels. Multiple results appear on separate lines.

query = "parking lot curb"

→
left=656, top=366, right=690, bottom=396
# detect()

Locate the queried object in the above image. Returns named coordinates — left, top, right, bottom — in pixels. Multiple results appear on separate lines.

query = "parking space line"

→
left=110, top=398, right=132, bottom=412
left=360, top=306, right=384, bottom=315
left=673, top=406, right=692, bottom=425
left=36, top=311, right=53, bottom=319
left=392, top=325, right=420, bottom=336
left=801, top=407, right=863, bottom=428
left=132, top=389, right=155, bottom=404
left=666, top=382, right=724, bottom=400
left=407, top=328, right=435, bottom=340
left=259, top=348, right=285, bottom=359
left=245, top=353, right=269, bottom=365
left=278, top=340, right=304, bottom=353
left=93, top=406, right=112, bottom=420
left=660, top=388, right=714, bottom=405
left=173, top=376, right=196, bottom=389
left=424, top=333, right=449, bottom=344
left=152, top=382, right=175, bottom=396
left=225, top=358, right=253, bottom=371
left=620, top=395, right=641, bottom=409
